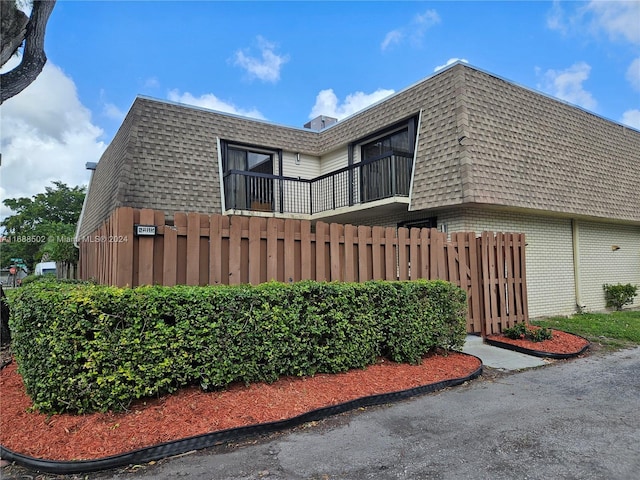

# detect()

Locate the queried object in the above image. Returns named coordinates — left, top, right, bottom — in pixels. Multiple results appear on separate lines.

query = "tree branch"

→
left=0, top=1, right=29, bottom=66
left=0, top=0, right=56, bottom=104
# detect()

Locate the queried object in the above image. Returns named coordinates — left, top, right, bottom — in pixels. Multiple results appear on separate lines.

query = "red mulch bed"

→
left=486, top=328, right=589, bottom=354
left=0, top=352, right=480, bottom=461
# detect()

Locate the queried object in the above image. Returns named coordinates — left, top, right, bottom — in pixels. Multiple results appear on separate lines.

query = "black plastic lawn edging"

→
left=0, top=356, right=482, bottom=475
left=484, top=331, right=590, bottom=359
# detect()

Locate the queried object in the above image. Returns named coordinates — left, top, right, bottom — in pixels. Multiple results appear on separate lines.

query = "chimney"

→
left=304, top=115, right=338, bottom=131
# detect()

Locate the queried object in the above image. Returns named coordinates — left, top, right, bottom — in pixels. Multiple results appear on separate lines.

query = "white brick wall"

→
left=577, top=221, right=640, bottom=311
left=443, top=208, right=577, bottom=318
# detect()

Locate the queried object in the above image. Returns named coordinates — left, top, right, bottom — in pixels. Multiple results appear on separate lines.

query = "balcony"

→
left=223, top=153, right=413, bottom=215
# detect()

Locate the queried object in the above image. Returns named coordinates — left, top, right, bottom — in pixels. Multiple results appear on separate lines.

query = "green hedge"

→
left=9, top=279, right=467, bottom=414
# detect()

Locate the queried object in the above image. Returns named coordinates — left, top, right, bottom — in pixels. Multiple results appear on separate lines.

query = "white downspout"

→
left=572, top=219, right=584, bottom=311
left=74, top=164, right=96, bottom=248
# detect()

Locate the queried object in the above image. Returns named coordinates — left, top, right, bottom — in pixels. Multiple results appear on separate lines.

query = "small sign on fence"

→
left=134, top=224, right=157, bottom=236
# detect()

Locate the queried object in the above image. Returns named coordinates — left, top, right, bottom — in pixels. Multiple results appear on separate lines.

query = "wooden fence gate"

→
left=79, top=207, right=528, bottom=335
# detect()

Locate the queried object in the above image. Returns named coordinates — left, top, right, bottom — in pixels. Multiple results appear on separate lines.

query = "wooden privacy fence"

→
left=79, top=207, right=528, bottom=336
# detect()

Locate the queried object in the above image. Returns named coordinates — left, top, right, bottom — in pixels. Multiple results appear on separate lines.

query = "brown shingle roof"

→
left=79, top=63, right=640, bottom=237
left=456, top=66, right=640, bottom=221
left=79, top=98, right=319, bottom=236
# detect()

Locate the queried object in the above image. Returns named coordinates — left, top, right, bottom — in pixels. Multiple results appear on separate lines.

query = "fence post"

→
left=371, top=226, right=384, bottom=280
left=266, top=217, right=280, bottom=281
left=430, top=228, right=443, bottom=279
left=248, top=216, right=263, bottom=285
left=137, top=208, right=156, bottom=286
left=344, top=224, right=357, bottom=282
left=185, top=213, right=201, bottom=285
left=384, top=227, right=396, bottom=280
left=330, top=222, right=342, bottom=281
left=409, top=227, right=420, bottom=280
left=228, top=216, right=243, bottom=285
left=300, top=220, right=312, bottom=280
left=357, top=225, right=370, bottom=282
left=284, top=219, right=296, bottom=283
left=398, top=227, right=409, bottom=280
left=467, top=232, right=479, bottom=332
left=114, top=207, right=134, bottom=287
left=208, top=215, right=222, bottom=285
left=315, top=222, right=328, bottom=281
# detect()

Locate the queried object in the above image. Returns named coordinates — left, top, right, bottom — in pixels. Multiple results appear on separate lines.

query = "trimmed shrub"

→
left=9, top=279, right=467, bottom=414
left=366, top=280, right=467, bottom=363
left=603, top=283, right=638, bottom=311
left=502, top=322, right=552, bottom=342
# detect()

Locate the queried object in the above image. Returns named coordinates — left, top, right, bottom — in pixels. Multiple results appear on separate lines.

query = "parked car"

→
left=34, top=261, right=57, bottom=276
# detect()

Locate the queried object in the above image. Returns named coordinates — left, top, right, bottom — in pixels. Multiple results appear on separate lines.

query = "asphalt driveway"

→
left=3, top=346, right=639, bottom=479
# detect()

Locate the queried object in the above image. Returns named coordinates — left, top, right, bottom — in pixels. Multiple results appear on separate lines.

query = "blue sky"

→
left=1, top=0, right=639, bottom=220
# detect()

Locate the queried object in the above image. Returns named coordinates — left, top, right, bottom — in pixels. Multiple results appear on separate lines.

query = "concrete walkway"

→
left=462, top=334, right=547, bottom=370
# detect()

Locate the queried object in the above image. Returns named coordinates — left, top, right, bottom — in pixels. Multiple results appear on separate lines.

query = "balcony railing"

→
left=223, top=153, right=413, bottom=215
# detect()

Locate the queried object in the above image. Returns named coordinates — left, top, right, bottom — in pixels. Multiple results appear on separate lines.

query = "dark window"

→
left=360, top=123, right=416, bottom=202
left=362, top=128, right=411, bottom=161
left=223, top=143, right=276, bottom=211
left=398, top=217, right=438, bottom=229
left=224, top=147, right=273, bottom=174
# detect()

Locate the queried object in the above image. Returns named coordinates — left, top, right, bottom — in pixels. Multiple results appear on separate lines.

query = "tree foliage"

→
left=1, top=0, right=56, bottom=104
left=1, top=181, right=86, bottom=271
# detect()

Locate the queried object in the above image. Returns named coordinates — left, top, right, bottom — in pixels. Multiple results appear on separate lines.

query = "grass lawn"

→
left=532, top=309, right=640, bottom=351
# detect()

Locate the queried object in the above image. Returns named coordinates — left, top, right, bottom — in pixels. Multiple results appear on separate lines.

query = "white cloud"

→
left=309, top=88, right=395, bottom=120
left=434, top=58, right=469, bottom=72
left=381, top=9, right=441, bottom=51
left=0, top=61, right=106, bottom=221
left=414, top=9, right=441, bottom=28
left=586, top=0, right=640, bottom=45
left=144, top=77, right=160, bottom=89
left=233, top=36, right=289, bottom=83
left=546, top=1, right=568, bottom=34
left=167, top=89, right=265, bottom=119
left=626, top=57, right=640, bottom=91
left=547, top=1, right=640, bottom=45
left=621, top=109, right=640, bottom=129
left=411, top=9, right=441, bottom=47
left=102, top=102, right=125, bottom=120
left=537, top=62, right=598, bottom=111
left=99, top=89, right=126, bottom=121
left=381, top=30, right=403, bottom=51
left=545, top=2, right=639, bottom=122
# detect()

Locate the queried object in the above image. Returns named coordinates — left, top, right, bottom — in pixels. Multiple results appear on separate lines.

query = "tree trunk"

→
left=0, top=285, right=11, bottom=346
left=0, top=0, right=56, bottom=104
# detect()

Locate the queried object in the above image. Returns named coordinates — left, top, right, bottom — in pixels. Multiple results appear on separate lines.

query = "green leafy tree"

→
left=1, top=181, right=85, bottom=271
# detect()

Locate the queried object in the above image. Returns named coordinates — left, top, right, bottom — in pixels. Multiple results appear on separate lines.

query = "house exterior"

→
left=77, top=62, right=640, bottom=318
